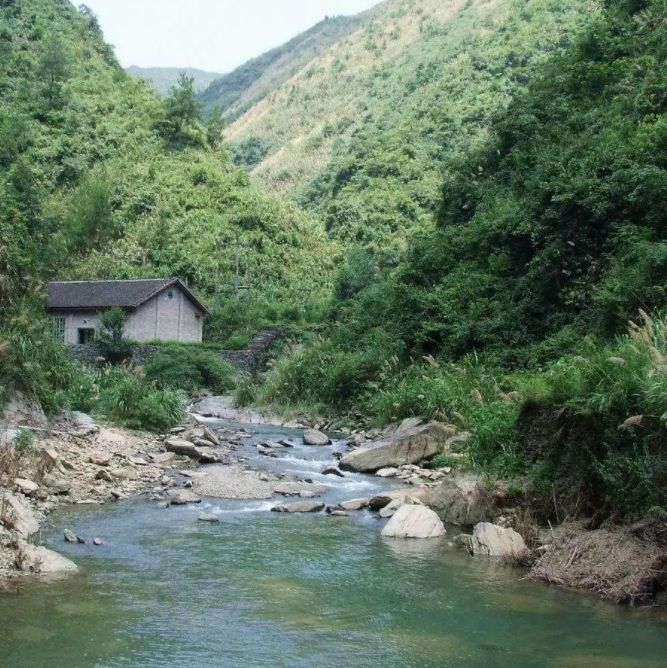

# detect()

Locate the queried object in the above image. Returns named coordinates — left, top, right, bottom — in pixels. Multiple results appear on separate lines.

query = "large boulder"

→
left=428, top=474, right=495, bottom=526
left=381, top=505, right=446, bottom=539
left=339, top=422, right=449, bottom=473
left=0, top=391, right=47, bottom=430
left=471, top=522, right=527, bottom=557
left=303, top=429, right=330, bottom=446
left=1, top=493, right=40, bottom=539
left=23, top=544, right=79, bottom=575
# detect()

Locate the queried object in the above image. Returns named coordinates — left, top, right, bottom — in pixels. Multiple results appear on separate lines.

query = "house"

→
left=46, top=278, right=210, bottom=344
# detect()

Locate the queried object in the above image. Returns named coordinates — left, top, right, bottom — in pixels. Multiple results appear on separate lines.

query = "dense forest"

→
left=3, top=0, right=667, bottom=518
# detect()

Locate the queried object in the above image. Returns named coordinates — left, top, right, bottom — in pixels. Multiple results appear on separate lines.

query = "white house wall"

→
left=54, top=286, right=203, bottom=344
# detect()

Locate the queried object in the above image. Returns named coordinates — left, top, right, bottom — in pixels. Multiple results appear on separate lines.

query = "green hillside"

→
left=0, top=0, right=332, bottom=315
left=198, top=11, right=376, bottom=122
left=126, top=66, right=223, bottom=96
left=225, top=0, right=595, bottom=258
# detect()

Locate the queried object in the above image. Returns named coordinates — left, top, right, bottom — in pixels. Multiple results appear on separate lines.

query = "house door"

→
left=77, top=328, right=95, bottom=344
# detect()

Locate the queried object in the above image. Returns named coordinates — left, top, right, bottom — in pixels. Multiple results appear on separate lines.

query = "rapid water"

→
left=2, top=421, right=667, bottom=668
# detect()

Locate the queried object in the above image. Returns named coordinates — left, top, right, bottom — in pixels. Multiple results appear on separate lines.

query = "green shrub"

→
left=95, top=307, right=132, bottom=363
left=144, top=347, right=237, bottom=394
left=96, top=366, right=186, bottom=431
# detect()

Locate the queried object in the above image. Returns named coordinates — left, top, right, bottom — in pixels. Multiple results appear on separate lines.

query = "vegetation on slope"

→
left=126, top=66, right=223, bottom=96
left=248, top=0, right=667, bottom=518
left=225, top=0, right=594, bottom=258
left=198, top=12, right=373, bottom=123
left=0, top=0, right=332, bottom=427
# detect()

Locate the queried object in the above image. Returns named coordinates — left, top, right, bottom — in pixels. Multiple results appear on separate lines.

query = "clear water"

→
left=2, top=422, right=667, bottom=668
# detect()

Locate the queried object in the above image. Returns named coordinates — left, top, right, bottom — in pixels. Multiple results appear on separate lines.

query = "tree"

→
left=206, top=106, right=226, bottom=149
left=78, top=5, right=103, bottom=35
left=96, top=308, right=132, bottom=363
left=159, top=72, right=203, bottom=146
left=67, top=174, right=116, bottom=252
left=38, top=33, right=69, bottom=109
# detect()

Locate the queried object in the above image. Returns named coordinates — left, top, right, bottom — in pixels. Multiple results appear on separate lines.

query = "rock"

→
left=321, top=466, right=344, bottom=477
left=330, top=510, right=349, bottom=517
left=258, top=473, right=269, bottom=482
left=375, top=467, right=400, bottom=478
left=41, top=448, right=67, bottom=474
left=96, top=428, right=127, bottom=450
left=339, top=422, right=450, bottom=473
left=152, top=451, right=176, bottom=464
left=1, top=493, right=39, bottom=539
left=379, top=498, right=403, bottom=518
left=110, top=489, right=128, bottom=500
left=271, top=500, right=325, bottom=513
left=428, top=474, right=495, bottom=526
left=93, top=538, right=103, bottom=546
left=198, top=513, right=220, bottom=523
left=42, top=473, right=71, bottom=495
left=95, top=469, right=114, bottom=482
left=452, top=533, right=473, bottom=552
left=110, top=468, right=138, bottom=482
left=369, top=489, right=430, bottom=510
left=0, top=391, right=47, bottom=429
left=128, top=456, right=147, bottom=466
left=339, top=498, right=370, bottom=511
left=14, top=478, right=39, bottom=495
left=71, top=411, right=98, bottom=435
left=302, top=429, right=330, bottom=446
left=170, top=427, right=186, bottom=434
left=168, top=489, right=202, bottom=505
left=203, top=426, right=219, bottom=446
left=24, top=545, right=79, bottom=575
left=165, top=438, right=201, bottom=459
left=299, top=491, right=317, bottom=498
left=381, top=505, right=446, bottom=539
left=278, top=439, right=295, bottom=448
left=89, top=452, right=114, bottom=467
left=471, top=522, right=527, bottom=557
left=64, top=529, right=79, bottom=543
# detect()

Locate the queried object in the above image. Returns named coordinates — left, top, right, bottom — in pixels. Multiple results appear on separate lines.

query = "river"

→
left=1, top=421, right=667, bottom=668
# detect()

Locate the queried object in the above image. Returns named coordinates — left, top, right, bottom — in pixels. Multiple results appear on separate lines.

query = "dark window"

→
left=78, top=328, right=95, bottom=344
left=51, top=318, right=66, bottom=342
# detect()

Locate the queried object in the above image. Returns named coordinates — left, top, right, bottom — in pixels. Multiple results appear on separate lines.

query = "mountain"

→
left=126, top=66, right=223, bottom=96
left=0, top=0, right=331, bottom=317
left=198, top=11, right=377, bottom=122
left=222, top=0, right=595, bottom=258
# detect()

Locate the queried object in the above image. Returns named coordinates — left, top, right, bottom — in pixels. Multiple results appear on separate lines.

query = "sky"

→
left=79, top=0, right=382, bottom=73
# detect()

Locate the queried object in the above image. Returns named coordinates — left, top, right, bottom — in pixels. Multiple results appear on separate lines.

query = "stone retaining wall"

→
left=69, top=328, right=284, bottom=374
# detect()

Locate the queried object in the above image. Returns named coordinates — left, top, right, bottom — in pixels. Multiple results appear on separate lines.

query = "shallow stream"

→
left=2, top=421, right=667, bottom=668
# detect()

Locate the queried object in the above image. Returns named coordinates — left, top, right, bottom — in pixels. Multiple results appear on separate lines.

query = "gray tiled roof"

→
left=46, top=278, right=209, bottom=314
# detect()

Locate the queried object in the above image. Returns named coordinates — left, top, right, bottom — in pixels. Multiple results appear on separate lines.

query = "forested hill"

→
left=222, top=0, right=595, bottom=258
left=0, top=0, right=332, bottom=316
left=198, top=11, right=376, bottom=122
left=126, top=66, right=223, bottom=96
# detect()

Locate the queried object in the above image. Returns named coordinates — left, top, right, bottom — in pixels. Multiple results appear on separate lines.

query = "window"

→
left=167, top=290, right=174, bottom=299
left=51, top=317, right=66, bottom=342
left=77, top=328, right=95, bottom=344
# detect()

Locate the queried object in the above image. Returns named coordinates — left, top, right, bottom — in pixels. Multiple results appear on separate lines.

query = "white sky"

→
left=77, top=0, right=382, bottom=72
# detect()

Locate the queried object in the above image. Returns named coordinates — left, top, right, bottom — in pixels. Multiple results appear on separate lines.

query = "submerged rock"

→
left=198, top=513, right=220, bottom=523
left=339, top=422, right=449, bottom=473
left=381, top=505, right=446, bottom=539
left=271, top=500, right=325, bottom=514
left=321, top=466, right=344, bottom=477
left=471, top=522, right=527, bottom=557
left=303, top=429, right=330, bottom=446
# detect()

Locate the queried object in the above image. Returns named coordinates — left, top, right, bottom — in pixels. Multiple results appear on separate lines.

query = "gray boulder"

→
left=339, top=422, right=449, bottom=473
left=471, top=522, right=527, bottom=557
left=271, top=500, right=325, bottom=513
left=339, top=498, right=370, bottom=511
left=198, top=513, right=220, bottom=523
left=164, top=438, right=202, bottom=459
left=23, top=544, right=79, bottom=575
left=303, top=429, right=330, bottom=446
left=428, top=474, right=495, bottom=526
left=369, top=489, right=430, bottom=510
left=381, top=505, right=446, bottom=539
left=1, top=493, right=39, bottom=539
